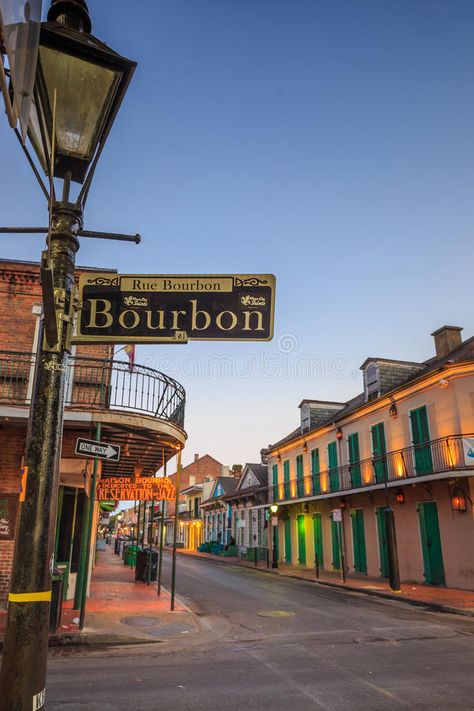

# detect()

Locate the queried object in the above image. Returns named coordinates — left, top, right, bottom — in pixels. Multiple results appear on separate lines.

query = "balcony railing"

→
left=271, top=434, right=473, bottom=503
left=0, top=350, right=185, bottom=428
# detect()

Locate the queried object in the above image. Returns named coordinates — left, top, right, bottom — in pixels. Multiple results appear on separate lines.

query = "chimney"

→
left=194, top=453, right=199, bottom=462
left=431, top=326, right=463, bottom=359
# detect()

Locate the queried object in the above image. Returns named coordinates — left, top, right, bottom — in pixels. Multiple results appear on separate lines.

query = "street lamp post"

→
left=0, top=2, right=135, bottom=708
left=270, top=504, right=279, bottom=568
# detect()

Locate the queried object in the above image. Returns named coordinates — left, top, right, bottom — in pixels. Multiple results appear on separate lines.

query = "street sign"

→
left=271, top=516, right=278, bottom=526
left=332, top=509, right=342, bottom=522
left=74, top=273, right=276, bottom=343
left=75, top=438, right=121, bottom=462
left=96, top=476, right=176, bottom=502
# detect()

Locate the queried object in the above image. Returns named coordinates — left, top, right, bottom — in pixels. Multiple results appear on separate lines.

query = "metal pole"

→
left=0, top=201, right=81, bottom=709
left=78, top=422, right=101, bottom=630
left=272, top=522, right=278, bottom=568
left=130, top=501, right=136, bottom=569
left=339, top=513, right=347, bottom=584
left=315, top=552, right=320, bottom=579
left=157, top=499, right=165, bottom=596
left=384, top=507, right=401, bottom=592
left=147, top=495, right=154, bottom=585
left=170, top=447, right=182, bottom=611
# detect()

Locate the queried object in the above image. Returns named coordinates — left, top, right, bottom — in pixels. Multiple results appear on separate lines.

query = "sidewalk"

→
left=175, top=548, right=474, bottom=617
left=0, top=544, right=197, bottom=647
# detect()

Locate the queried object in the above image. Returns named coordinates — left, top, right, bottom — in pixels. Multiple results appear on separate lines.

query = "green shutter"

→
left=330, top=513, right=341, bottom=569
left=312, top=513, right=324, bottom=569
left=410, top=406, right=433, bottom=475
left=284, top=518, right=292, bottom=563
left=297, top=514, right=306, bottom=564
left=328, top=441, right=339, bottom=491
left=351, top=509, right=367, bottom=574
left=348, top=433, right=361, bottom=488
left=371, top=423, right=387, bottom=483
left=311, top=449, right=320, bottom=494
left=283, top=460, right=290, bottom=499
left=417, top=502, right=445, bottom=585
left=272, top=464, right=278, bottom=500
left=296, top=455, right=304, bottom=497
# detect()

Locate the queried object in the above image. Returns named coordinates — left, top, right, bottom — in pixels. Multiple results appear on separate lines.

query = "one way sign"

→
left=75, top=438, right=121, bottom=462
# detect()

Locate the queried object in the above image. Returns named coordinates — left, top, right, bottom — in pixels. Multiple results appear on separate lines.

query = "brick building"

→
left=163, top=454, right=227, bottom=545
left=0, top=259, right=186, bottom=606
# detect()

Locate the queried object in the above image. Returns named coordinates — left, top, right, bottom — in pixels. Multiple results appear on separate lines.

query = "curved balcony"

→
left=272, top=434, right=474, bottom=504
left=0, top=350, right=186, bottom=475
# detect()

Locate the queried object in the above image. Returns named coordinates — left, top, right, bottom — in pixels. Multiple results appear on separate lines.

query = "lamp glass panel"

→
left=39, top=45, right=121, bottom=159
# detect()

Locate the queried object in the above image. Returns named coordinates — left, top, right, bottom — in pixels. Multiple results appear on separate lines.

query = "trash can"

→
left=49, top=568, right=64, bottom=633
left=135, top=549, right=158, bottom=582
left=114, top=537, right=120, bottom=554
left=123, top=544, right=138, bottom=566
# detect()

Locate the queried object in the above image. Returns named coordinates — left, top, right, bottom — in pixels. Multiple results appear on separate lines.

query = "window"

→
left=328, top=441, right=339, bottom=491
left=283, top=460, right=290, bottom=499
left=311, top=448, right=320, bottom=494
left=272, top=463, right=278, bottom=500
left=347, top=433, right=361, bottom=488
left=364, top=364, right=379, bottom=401
left=296, top=454, right=304, bottom=497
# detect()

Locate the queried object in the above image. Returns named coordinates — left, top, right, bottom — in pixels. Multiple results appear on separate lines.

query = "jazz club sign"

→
left=74, top=273, right=276, bottom=344
left=96, top=476, right=176, bottom=502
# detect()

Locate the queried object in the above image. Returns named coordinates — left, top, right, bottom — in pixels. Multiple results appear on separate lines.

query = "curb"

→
left=174, top=549, right=474, bottom=619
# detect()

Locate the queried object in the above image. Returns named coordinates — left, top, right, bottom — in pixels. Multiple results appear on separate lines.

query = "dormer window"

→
left=365, top=364, right=379, bottom=401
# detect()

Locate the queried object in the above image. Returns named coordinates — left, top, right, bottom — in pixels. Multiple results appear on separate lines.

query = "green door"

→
left=297, top=515, right=306, bottom=564
left=372, top=423, right=387, bottom=484
left=331, top=514, right=341, bottom=569
left=351, top=509, right=367, bottom=574
left=311, top=448, right=320, bottom=494
left=296, top=455, right=304, bottom=497
left=410, top=406, right=433, bottom=475
left=417, top=502, right=445, bottom=585
left=376, top=506, right=389, bottom=577
left=328, top=441, right=339, bottom=491
left=284, top=518, right=292, bottom=563
left=283, top=460, right=290, bottom=500
left=312, top=513, right=324, bottom=569
left=348, top=433, right=361, bottom=488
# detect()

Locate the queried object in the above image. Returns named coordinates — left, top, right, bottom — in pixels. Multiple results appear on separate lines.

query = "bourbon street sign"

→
left=74, top=273, right=275, bottom=343
left=96, top=476, right=176, bottom=502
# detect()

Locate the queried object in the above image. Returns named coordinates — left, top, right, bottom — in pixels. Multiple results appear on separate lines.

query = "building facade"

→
left=225, top=463, right=269, bottom=559
left=268, top=326, right=474, bottom=590
left=201, top=476, right=239, bottom=545
left=0, top=259, right=186, bottom=605
left=164, top=454, right=225, bottom=546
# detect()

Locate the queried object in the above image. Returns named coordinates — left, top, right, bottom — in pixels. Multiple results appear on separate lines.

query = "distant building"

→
left=224, top=463, right=269, bottom=559
left=201, top=476, right=239, bottom=545
left=164, top=454, right=226, bottom=546
left=267, top=326, right=474, bottom=590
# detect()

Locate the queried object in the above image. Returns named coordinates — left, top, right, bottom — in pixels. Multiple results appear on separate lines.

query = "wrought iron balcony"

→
left=271, top=434, right=474, bottom=503
left=0, top=350, right=185, bottom=428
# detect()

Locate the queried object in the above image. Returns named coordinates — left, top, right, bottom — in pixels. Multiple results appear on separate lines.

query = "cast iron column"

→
left=0, top=202, right=81, bottom=710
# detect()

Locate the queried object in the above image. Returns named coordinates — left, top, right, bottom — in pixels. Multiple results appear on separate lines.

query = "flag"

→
left=124, top=344, right=135, bottom=372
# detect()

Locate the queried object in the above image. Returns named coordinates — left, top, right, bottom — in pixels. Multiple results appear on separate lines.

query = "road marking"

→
left=248, top=648, right=326, bottom=709
left=362, top=681, right=397, bottom=699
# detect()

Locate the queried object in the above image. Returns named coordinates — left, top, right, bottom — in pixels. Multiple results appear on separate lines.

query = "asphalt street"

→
left=45, top=552, right=474, bottom=710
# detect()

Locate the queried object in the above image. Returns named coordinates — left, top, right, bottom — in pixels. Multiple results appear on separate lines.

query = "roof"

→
left=0, top=258, right=117, bottom=272
left=200, top=476, right=238, bottom=506
left=180, top=483, right=204, bottom=496
left=243, top=463, right=268, bottom=488
left=269, top=332, right=474, bottom=453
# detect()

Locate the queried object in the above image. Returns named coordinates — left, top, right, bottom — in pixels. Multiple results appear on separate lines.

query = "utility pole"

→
left=170, top=447, right=182, bottom=611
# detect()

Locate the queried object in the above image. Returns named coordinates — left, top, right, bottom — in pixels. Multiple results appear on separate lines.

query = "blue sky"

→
left=2, top=0, right=474, bottom=469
